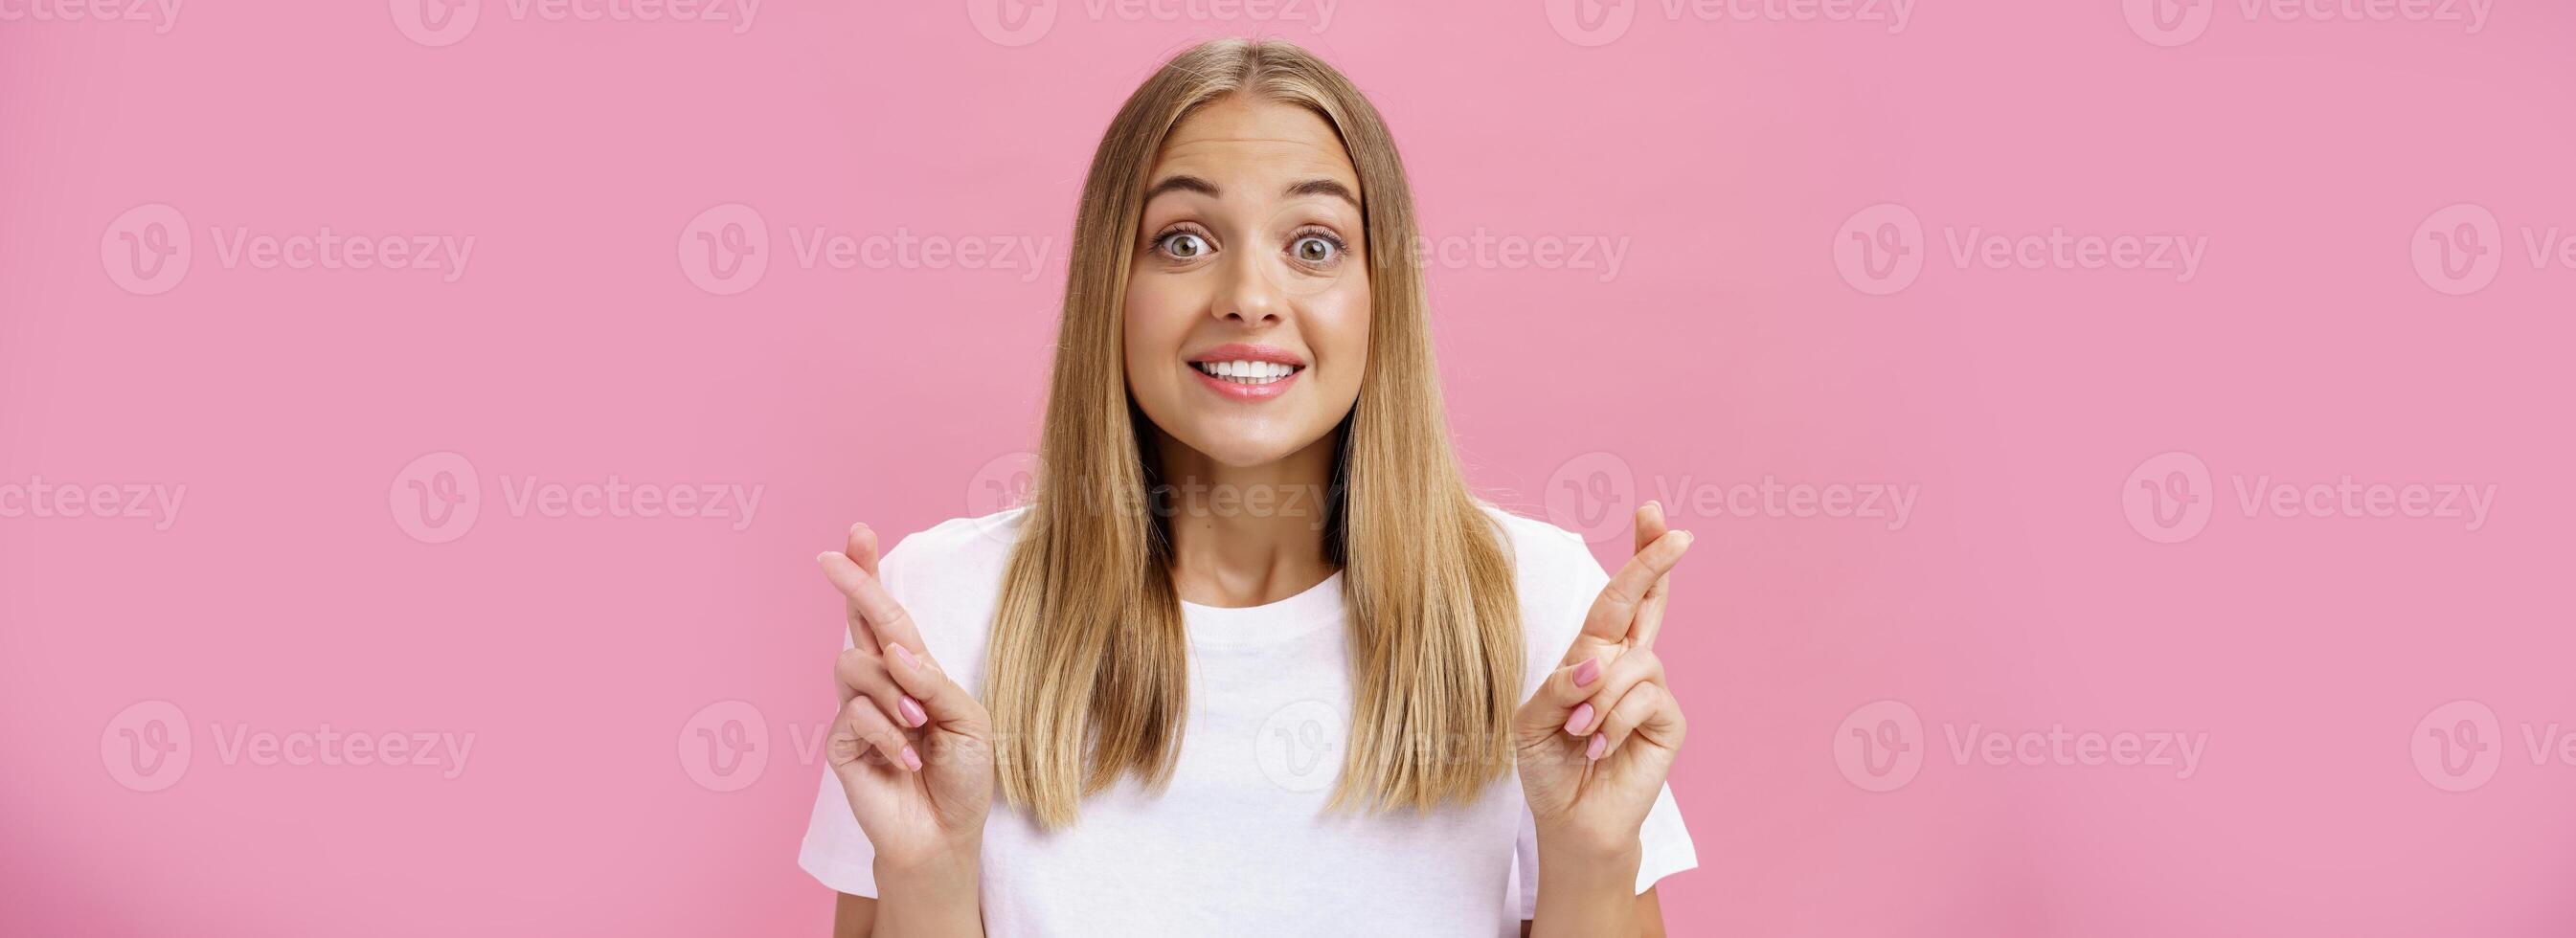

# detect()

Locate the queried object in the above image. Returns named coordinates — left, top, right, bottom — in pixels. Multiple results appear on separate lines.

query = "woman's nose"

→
left=1211, top=251, right=1285, bottom=324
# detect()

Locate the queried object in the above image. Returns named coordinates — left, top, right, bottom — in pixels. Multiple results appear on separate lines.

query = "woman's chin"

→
left=1164, top=421, right=1323, bottom=471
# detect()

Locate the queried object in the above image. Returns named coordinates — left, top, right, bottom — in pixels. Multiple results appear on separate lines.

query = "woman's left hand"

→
left=1515, top=502, right=1693, bottom=857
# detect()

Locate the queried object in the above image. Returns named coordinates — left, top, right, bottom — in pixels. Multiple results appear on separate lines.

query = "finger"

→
left=834, top=647, right=923, bottom=732
left=816, top=549, right=930, bottom=659
left=1574, top=529, right=1694, bottom=651
left=846, top=523, right=881, bottom=579
left=840, top=696, right=921, bottom=773
left=1515, top=652, right=1609, bottom=737
left=818, top=550, right=878, bottom=654
left=1561, top=646, right=1663, bottom=738
left=1593, top=680, right=1683, bottom=760
left=1631, top=502, right=1674, bottom=649
left=886, top=641, right=986, bottom=735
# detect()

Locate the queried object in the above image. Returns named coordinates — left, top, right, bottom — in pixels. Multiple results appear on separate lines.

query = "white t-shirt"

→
left=799, top=503, right=1696, bottom=936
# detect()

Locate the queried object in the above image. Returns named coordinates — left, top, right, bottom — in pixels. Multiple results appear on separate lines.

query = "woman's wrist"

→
left=870, top=847, right=983, bottom=937
left=1530, top=838, right=1642, bottom=937
left=1533, top=816, right=1646, bottom=866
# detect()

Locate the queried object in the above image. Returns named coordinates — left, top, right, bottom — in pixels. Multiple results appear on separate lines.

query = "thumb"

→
left=887, top=641, right=985, bottom=733
left=1517, top=653, right=1606, bottom=738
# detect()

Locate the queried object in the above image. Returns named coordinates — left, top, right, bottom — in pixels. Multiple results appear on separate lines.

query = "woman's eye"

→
left=1160, top=232, right=1209, bottom=259
left=1291, top=234, right=1339, bottom=264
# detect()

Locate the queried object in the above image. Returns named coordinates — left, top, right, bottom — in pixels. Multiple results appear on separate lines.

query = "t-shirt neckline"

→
left=1178, top=570, right=1346, bottom=647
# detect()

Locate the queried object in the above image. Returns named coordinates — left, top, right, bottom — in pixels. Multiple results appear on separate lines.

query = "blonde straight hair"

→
left=984, top=37, right=1522, bottom=829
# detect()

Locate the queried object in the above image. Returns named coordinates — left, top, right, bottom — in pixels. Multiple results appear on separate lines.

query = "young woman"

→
left=801, top=38, right=1698, bottom=937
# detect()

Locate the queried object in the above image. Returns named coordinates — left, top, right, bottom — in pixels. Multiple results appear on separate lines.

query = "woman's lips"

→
left=1189, top=363, right=1303, bottom=402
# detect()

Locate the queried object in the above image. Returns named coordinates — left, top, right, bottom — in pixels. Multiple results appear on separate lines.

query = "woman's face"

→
left=1123, top=95, right=1369, bottom=469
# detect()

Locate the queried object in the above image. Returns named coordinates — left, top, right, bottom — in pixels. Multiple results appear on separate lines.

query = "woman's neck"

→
left=1151, top=428, right=1341, bottom=609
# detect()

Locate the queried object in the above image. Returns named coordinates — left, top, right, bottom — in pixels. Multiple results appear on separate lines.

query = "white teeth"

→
left=1193, top=359, right=1299, bottom=385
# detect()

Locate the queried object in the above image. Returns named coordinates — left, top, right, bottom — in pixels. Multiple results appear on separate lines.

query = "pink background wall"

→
left=6, top=1, right=2573, bottom=934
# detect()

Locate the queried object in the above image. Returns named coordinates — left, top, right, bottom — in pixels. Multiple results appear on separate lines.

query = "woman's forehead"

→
left=1152, top=98, right=1357, bottom=187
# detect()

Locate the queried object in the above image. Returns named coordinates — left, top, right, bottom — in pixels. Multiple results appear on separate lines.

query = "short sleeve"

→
left=795, top=540, right=916, bottom=897
left=1513, top=784, right=1699, bottom=919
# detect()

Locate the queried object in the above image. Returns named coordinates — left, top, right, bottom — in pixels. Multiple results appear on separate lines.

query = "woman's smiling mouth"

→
left=1187, top=344, right=1307, bottom=400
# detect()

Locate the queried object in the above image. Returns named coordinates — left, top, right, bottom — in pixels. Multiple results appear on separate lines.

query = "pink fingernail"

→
left=1565, top=703, right=1593, bottom=736
left=1572, top=658, right=1600, bottom=687
left=900, top=745, right=921, bottom=771
left=891, top=643, right=918, bottom=669
left=899, top=695, right=926, bottom=727
left=1586, top=733, right=1607, bottom=760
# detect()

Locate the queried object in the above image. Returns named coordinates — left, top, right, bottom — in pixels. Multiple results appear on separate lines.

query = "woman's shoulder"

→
left=878, top=506, right=1028, bottom=582
left=871, top=506, right=1028, bottom=669
left=1474, top=502, right=1615, bottom=659
left=1475, top=501, right=1610, bottom=585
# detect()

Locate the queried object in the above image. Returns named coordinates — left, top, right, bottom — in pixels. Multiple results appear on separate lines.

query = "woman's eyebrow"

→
left=1142, top=174, right=1360, bottom=209
left=1143, top=174, right=1219, bottom=202
left=1284, top=178, right=1360, bottom=208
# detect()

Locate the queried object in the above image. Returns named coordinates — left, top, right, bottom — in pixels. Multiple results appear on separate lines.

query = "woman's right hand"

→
left=817, top=523, right=995, bottom=877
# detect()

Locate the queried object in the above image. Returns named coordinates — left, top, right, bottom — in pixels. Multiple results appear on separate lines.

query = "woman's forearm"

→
left=1527, top=838, right=1641, bottom=938
left=870, top=852, right=984, bottom=937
